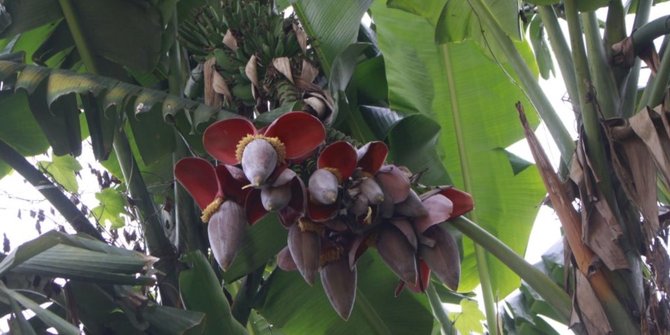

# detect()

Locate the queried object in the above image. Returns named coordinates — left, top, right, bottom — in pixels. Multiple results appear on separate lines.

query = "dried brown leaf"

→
left=212, top=70, right=232, bottom=105
left=223, top=29, right=238, bottom=51
left=518, top=103, right=596, bottom=273
left=293, top=22, right=308, bottom=53
left=583, top=198, right=628, bottom=270
left=630, top=107, right=670, bottom=188
left=203, top=57, right=222, bottom=108
left=245, top=54, right=259, bottom=88
left=573, top=271, right=613, bottom=335
left=300, top=60, right=319, bottom=84
left=272, top=57, right=293, bottom=83
left=607, top=122, right=659, bottom=239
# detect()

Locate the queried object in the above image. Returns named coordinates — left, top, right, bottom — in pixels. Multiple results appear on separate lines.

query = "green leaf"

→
left=0, top=231, right=154, bottom=285
left=494, top=147, right=534, bottom=176
left=91, top=188, right=128, bottom=229
left=372, top=1, right=545, bottom=297
left=143, top=304, right=206, bottom=335
left=529, top=14, right=554, bottom=80
left=0, top=90, right=50, bottom=179
left=67, top=282, right=146, bottom=335
left=351, top=56, right=388, bottom=105
left=7, top=295, right=37, bottom=335
left=387, top=114, right=450, bottom=185
left=37, top=154, right=82, bottom=193
left=292, top=0, right=373, bottom=76
left=0, top=284, right=80, bottom=335
left=0, top=1, right=61, bottom=39
left=387, top=0, right=521, bottom=43
left=125, top=103, right=175, bottom=166
left=223, top=213, right=287, bottom=282
left=179, top=251, right=247, bottom=335
left=257, top=252, right=433, bottom=334
left=449, top=299, right=485, bottom=335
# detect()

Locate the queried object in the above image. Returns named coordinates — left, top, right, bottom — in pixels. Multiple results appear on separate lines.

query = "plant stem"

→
left=426, top=284, right=455, bottom=335
left=231, top=266, right=264, bottom=326
left=647, top=34, right=670, bottom=107
left=537, top=6, right=581, bottom=116
left=631, top=15, right=670, bottom=53
left=0, top=139, right=104, bottom=241
left=167, top=10, right=206, bottom=254
left=57, top=0, right=100, bottom=74
left=59, top=0, right=174, bottom=257
left=112, top=133, right=174, bottom=257
left=474, top=245, right=498, bottom=334
left=583, top=11, right=620, bottom=118
left=468, top=0, right=575, bottom=165
left=622, top=0, right=652, bottom=117
left=451, top=217, right=571, bottom=323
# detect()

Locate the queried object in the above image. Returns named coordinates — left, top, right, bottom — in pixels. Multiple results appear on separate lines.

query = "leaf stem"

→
left=583, top=11, right=620, bottom=118
left=646, top=34, right=670, bottom=107
left=467, top=0, right=575, bottom=164
left=474, top=245, right=498, bottom=334
left=0, top=139, right=104, bottom=241
left=57, top=0, right=100, bottom=74
left=621, top=0, right=652, bottom=117
left=426, top=283, right=455, bottom=335
left=537, top=6, right=580, bottom=116
left=450, top=217, right=572, bottom=323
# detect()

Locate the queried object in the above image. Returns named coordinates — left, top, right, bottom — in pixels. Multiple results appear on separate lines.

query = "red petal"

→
left=245, top=189, right=268, bottom=225
left=318, top=141, right=357, bottom=180
left=216, top=165, right=249, bottom=203
left=175, top=158, right=220, bottom=210
left=307, top=201, right=338, bottom=222
left=264, top=112, right=325, bottom=160
left=279, top=177, right=306, bottom=226
left=203, top=118, right=256, bottom=164
left=320, top=257, right=357, bottom=320
left=440, top=187, right=474, bottom=218
left=406, top=260, right=431, bottom=293
left=356, top=141, right=388, bottom=173
left=414, top=194, right=453, bottom=234
left=348, top=235, right=369, bottom=269
left=419, top=226, right=460, bottom=290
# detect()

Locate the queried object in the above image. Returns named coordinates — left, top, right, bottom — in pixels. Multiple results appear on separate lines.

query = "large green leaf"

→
left=387, top=0, right=521, bottom=43
left=291, top=0, right=373, bottom=75
left=179, top=251, right=247, bottom=335
left=0, top=61, right=228, bottom=159
left=0, top=90, right=49, bottom=179
left=257, top=252, right=433, bottom=334
left=222, top=213, right=287, bottom=282
left=0, top=231, right=154, bottom=285
left=0, top=0, right=165, bottom=72
left=0, top=284, right=79, bottom=335
left=372, top=0, right=545, bottom=297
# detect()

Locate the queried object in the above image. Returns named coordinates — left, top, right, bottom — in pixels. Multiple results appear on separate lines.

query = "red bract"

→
left=174, top=158, right=251, bottom=270
left=245, top=168, right=307, bottom=226
left=388, top=186, right=474, bottom=293
left=174, top=157, right=248, bottom=216
left=203, top=112, right=326, bottom=187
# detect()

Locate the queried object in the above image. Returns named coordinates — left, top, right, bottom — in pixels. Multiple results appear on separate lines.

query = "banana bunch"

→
left=180, top=0, right=333, bottom=120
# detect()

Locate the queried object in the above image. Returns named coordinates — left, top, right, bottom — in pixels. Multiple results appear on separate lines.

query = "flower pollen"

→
left=323, top=167, right=343, bottom=182
left=298, top=217, right=324, bottom=234
left=320, top=246, right=344, bottom=266
left=200, top=196, right=224, bottom=223
left=235, top=134, right=286, bottom=163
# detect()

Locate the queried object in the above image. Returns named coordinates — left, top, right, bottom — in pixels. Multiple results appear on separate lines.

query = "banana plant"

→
left=0, top=0, right=668, bottom=334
